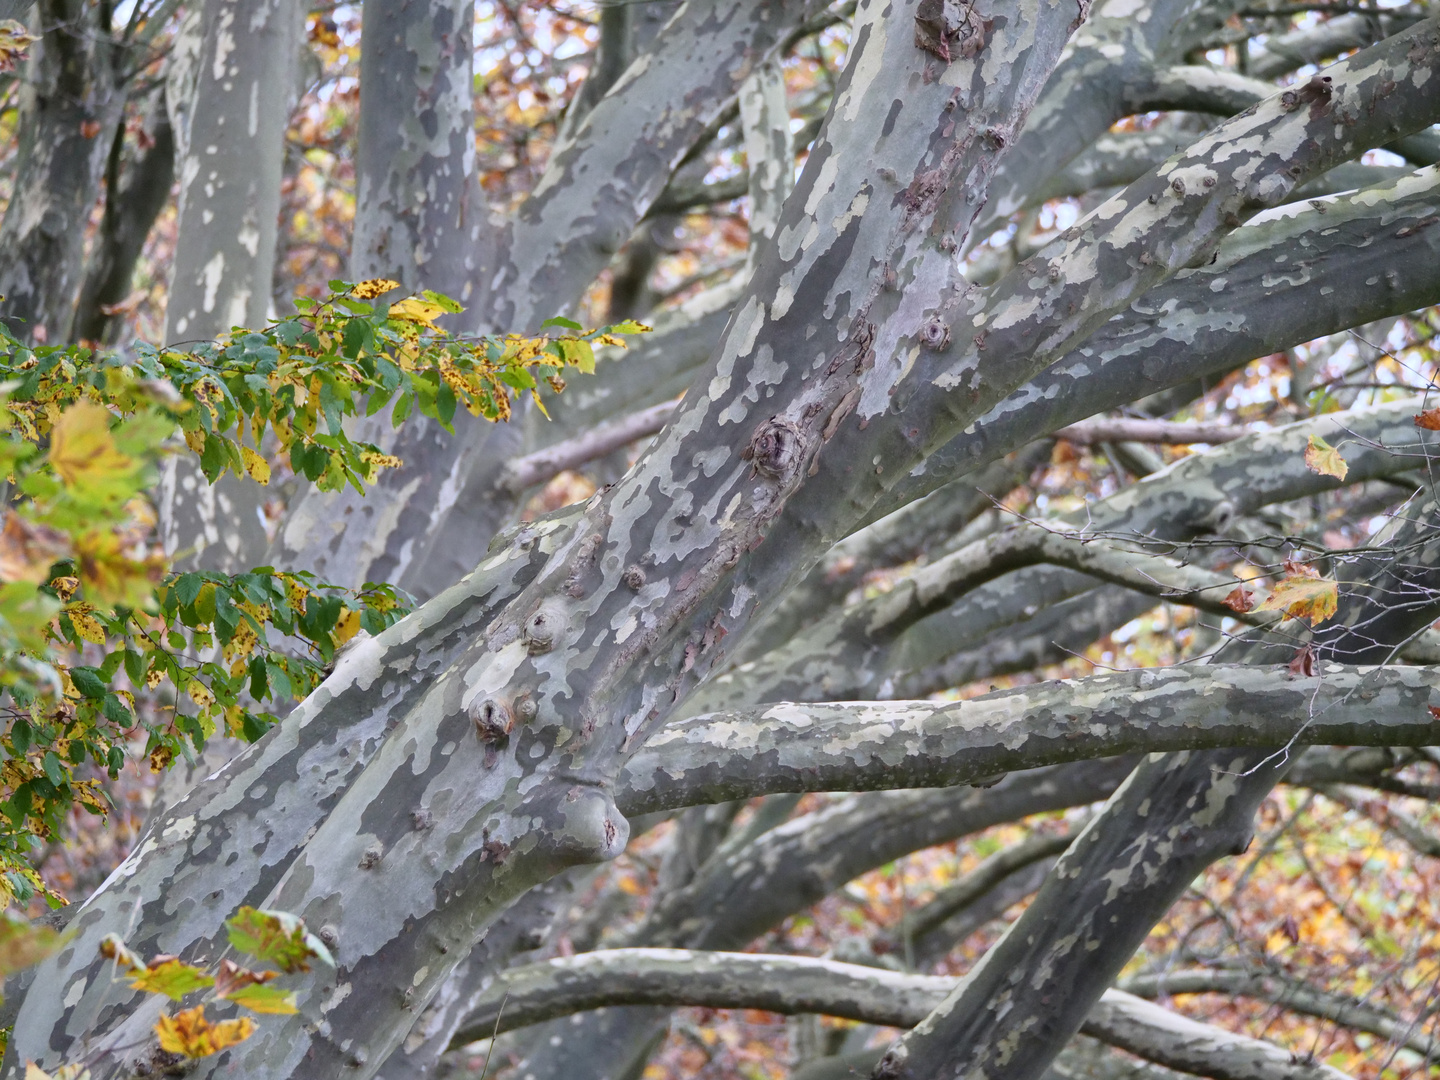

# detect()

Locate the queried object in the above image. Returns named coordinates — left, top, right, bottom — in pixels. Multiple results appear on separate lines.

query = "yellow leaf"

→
left=155, top=1005, right=256, bottom=1058
left=1303, top=434, right=1348, bottom=480
left=350, top=278, right=401, bottom=300
left=333, top=608, right=361, bottom=646
left=49, top=402, right=137, bottom=498
left=1256, top=571, right=1338, bottom=626
left=388, top=298, right=447, bottom=330
left=65, top=605, right=107, bottom=645
left=239, top=446, right=271, bottom=485
left=187, top=681, right=214, bottom=709
left=183, top=427, right=205, bottom=455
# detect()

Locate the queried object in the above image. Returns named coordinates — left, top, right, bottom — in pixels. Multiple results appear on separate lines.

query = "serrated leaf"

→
left=1303, top=434, right=1347, bottom=480
left=47, top=401, right=141, bottom=501
left=239, top=445, right=270, bottom=484
left=65, top=606, right=107, bottom=645
left=605, top=319, right=652, bottom=335
left=155, top=1005, right=256, bottom=1058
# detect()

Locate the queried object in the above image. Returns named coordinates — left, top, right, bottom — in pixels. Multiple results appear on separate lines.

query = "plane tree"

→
left=1, top=0, right=1440, bottom=1079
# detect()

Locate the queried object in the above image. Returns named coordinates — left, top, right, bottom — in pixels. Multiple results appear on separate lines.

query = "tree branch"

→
left=620, top=664, right=1440, bottom=815
left=452, top=949, right=1352, bottom=1080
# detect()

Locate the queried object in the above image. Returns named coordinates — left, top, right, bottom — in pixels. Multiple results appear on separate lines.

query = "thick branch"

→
left=1053, top=418, right=1247, bottom=445
left=453, top=949, right=1351, bottom=1080
left=499, top=401, right=677, bottom=495
left=620, top=664, right=1440, bottom=815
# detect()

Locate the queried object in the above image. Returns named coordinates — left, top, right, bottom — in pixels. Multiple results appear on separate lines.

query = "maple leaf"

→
left=1257, top=565, right=1338, bottom=626
left=1303, top=434, right=1347, bottom=481
left=1415, top=408, right=1440, bottom=430
left=1221, top=586, right=1254, bottom=613
left=154, top=1005, right=256, bottom=1058
left=47, top=402, right=141, bottom=502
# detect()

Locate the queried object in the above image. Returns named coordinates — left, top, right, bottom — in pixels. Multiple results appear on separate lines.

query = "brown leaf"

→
left=1414, top=408, right=1440, bottom=431
left=1288, top=644, right=1316, bottom=677
left=1428, top=705, right=1440, bottom=720
left=1221, top=586, right=1254, bottom=613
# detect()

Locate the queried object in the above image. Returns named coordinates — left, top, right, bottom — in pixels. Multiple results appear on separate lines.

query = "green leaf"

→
left=69, top=667, right=108, bottom=700
left=541, top=316, right=583, bottom=331
left=226, top=907, right=334, bottom=973
left=129, top=957, right=216, bottom=1000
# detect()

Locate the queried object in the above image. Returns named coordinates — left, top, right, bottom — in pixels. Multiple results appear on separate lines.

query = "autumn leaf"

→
left=239, top=446, right=271, bottom=485
left=0, top=19, right=37, bottom=74
left=65, top=604, right=107, bottom=646
left=388, top=297, right=448, bottom=330
left=98, top=933, right=144, bottom=973
left=128, top=957, right=215, bottom=1000
left=350, top=278, right=401, bottom=300
left=155, top=1005, right=256, bottom=1058
left=225, top=983, right=299, bottom=1015
left=1288, top=644, right=1317, bottom=677
left=1415, top=408, right=1440, bottom=430
left=1303, top=434, right=1347, bottom=480
left=225, top=907, right=334, bottom=974
left=48, top=402, right=141, bottom=501
left=212, top=958, right=278, bottom=996
left=333, top=607, right=361, bottom=645
left=1258, top=566, right=1338, bottom=627
left=0, top=912, right=64, bottom=977
left=1221, top=586, right=1254, bottom=613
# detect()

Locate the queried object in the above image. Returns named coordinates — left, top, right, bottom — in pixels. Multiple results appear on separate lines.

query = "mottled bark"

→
left=158, top=0, right=300, bottom=573
left=620, top=664, right=1440, bottom=813
left=698, top=400, right=1434, bottom=707
left=352, top=0, right=478, bottom=295
left=72, top=89, right=176, bottom=345
left=0, top=0, right=124, bottom=343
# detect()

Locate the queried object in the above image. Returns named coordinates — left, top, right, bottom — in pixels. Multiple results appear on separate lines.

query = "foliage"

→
left=0, top=284, right=647, bottom=908
left=4, top=905, right=332, bottom=1077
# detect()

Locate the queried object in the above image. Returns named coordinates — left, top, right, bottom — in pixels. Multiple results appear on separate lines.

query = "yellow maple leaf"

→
left=388, top=297, right=447, bottom=330
left=1256, top=567, right=1338, bottom=626
left=155, top=1005, right=256, bottom=1058
left=48, top=402, right=138, bottom=499
left=350, top=278, right=401, bottom=300
left=1303, top=434, right=1348, bottom=481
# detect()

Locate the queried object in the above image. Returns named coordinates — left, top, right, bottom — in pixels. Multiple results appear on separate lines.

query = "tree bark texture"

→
left=6, top=6, right=1440, bottom=1080
left=0, top=0, right=124, bottom=343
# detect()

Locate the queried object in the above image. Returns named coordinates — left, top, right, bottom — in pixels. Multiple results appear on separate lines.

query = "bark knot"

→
left=471, top=698, right=514, bottom=745
left=742, top=416, right=807, bottom=481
